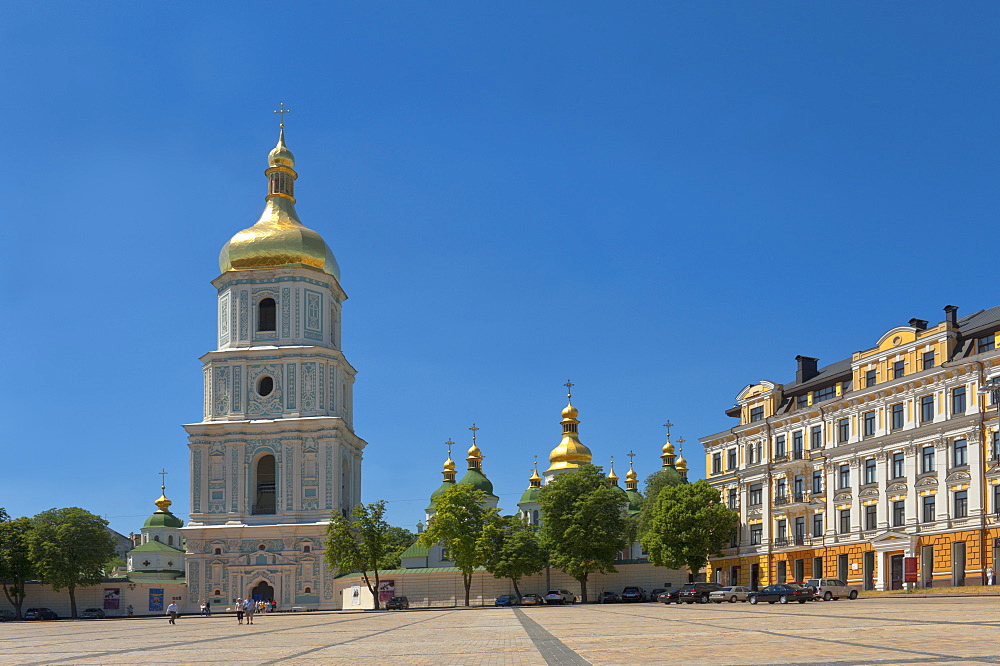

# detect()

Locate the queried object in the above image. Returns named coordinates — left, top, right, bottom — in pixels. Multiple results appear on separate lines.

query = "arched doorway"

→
left=250, top=580, right=274, bottom=602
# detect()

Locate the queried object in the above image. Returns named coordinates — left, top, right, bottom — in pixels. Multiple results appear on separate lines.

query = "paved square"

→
left=2, top=597, right=999, bottom=665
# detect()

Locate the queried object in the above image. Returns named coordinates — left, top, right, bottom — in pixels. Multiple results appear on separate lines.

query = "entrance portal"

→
left=250, top=581, right=274, bottom=602
left=890, top=554, right=904, bottom=590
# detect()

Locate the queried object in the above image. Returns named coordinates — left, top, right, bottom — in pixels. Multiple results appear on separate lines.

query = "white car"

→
left=709, top=586, right=752, bottom=603
left=544, top=589, right=577, bottom=604
left=804, top=578, right=860, bottom=601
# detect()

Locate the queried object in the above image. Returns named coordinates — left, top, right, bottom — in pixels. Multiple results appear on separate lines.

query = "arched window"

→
left=304, top=586, right=311, bottom=594
left=258, top=298, right=276, bottom=332
left=253, top=455, right=277, bottom=515
left=533, top=510, right=539, bottom=525
left=214, top=589, right=221, bottom=596
left=303, top=545, right=311, bottom=553
left=154, top=535, right=160, bottom=542
left=214, top=548, right=221, bottom=555
left=168, top=535, right=173, bottom=546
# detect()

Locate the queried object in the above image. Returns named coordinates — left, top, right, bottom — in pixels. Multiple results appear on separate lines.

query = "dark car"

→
left=748, top=584, right=815, bottom=605
left=620, top=586, right=647, bottom=602
left=648, top=588, right=668, bottom=602
left=24, top=607, right=58, bottom=620
left=0, top=610, right=14, bottom=622
left=80, top=608, right=106, bottom=619
left=598, top=591, right=619, bottom=603
left=677, top=582, right=725, bottom=604
left=656, top=589, right=680, bottom=604
left=520, top=593, right=543, bottom=606
left=494, top=594, right=518, bottom=607
left=384, top=596, right=409, bottom=610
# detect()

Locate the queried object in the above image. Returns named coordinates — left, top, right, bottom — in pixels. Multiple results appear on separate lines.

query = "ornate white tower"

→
left=181, top=116, right=367, bottom=610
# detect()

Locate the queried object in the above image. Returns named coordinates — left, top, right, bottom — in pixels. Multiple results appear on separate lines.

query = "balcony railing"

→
left=792, top=450, right=804, bottom=460
left=774, top=453, right=788, bottom=463
left=774, top=495, right=789, bottom=506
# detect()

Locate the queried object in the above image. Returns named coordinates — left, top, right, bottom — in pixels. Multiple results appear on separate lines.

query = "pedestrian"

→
left=236, top=598, right=244, bottom=625
left=200, top=601, right=209, bottom=617
left=243, top=597, right=255, bottom=625
left=599, top=588, right=605, bottom=604
left=127, top=604, right=133, bottom=618
left=988, top=568, right=995, bottom=586
left=166, top=601, right=178, bottom=625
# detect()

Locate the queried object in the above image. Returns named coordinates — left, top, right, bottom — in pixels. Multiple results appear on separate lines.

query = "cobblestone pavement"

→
left=2, top=597, right=999, bottom=665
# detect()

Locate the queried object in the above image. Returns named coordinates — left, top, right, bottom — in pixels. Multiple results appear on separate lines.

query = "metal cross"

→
left=663, top=421, right=673, bottom=438
left=445, top=440, right=454, bottom=458
left=627, top=450, right=636, bottom=468
left=676, top=437, right=686, bottom=450
left=469, top=423, right=479, bottom=445
left=274, top=102, right=291, bottom=128
left=564, top=379, right=574, bottom=398
left=159, top=468, right=168, bottom=491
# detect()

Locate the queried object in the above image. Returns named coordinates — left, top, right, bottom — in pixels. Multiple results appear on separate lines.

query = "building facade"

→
left=180, top=124, right=367, bottom=610
left=702, top=305, right=1000, bottom=590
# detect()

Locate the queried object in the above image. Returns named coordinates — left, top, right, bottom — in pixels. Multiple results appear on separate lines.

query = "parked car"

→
left=24, top=608, right=58, bottom=620
left=677, top=582, right=725, bottom=604
left=544, top=589, right=577, bottom=605
left=494, top=594, right=518, bottom=607
left=80, top=608, right=106, bottom=619
left=656, top=589, right=680, bottom=604
left=748, top=584, right=815, bottom=604
left=0, top=610, right=14, bottom=622
left=384, top=596, right=409, bottom=610
left=804, top=578, right=860, bottom=601
left=709, top=586, right=752, bottom=603
left=520, top=593, right=543, bottom=606
left=598, top=591, right=619, bottom=603
left=620, top=586, right=647, bottom=602
left=648, top=588, right=668, bottom=602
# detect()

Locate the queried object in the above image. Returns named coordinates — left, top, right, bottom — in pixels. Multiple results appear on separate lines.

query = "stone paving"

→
left=2, top=597, right=999, bottom=665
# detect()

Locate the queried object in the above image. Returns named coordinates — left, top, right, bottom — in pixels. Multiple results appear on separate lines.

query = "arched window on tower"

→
left=253, top=455, right=277, bottom=515
left=258, top=298, right=276, bottom=332
left=168, top=535, right=173, bottom=546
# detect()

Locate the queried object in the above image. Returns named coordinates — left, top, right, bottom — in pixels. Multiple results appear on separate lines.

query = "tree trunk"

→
left=2, top=582, right=25, bottom=619
left=463, top=571, right=472, bottom=606
left=511, top=578, right=522, bottom=600
left=68, top=585, right=77, bottom=619
left=362, top=571, right=381, bottom=610
left=579, top=574, right=588, bottom=604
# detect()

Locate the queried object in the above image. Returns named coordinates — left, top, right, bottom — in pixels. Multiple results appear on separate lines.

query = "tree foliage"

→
left=538, top=465, right=629, bottom=603
left=478, top=516, right=547, bottom=599
left=27, top=508, right=117, bottom=619
left=377, top=526, right=417, bottom=571
left=636, top=468, right=685, bottom=537
left=0, top=510, right=34, bottom=619
left=324, top=500, right=395, bottom=610
left=640, top=480, right=739, bottom=576
left=419, top=483, right=498, bottom=605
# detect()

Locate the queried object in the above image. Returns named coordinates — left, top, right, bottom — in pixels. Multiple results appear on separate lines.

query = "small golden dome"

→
left=607, top=463, right=619, bottom=483
left=443, top=456, right=456, bottom=471
left=662, top=440, right=675, bottom=455
left=154, top=493, right=172, bottom=513
left=467, top=444, right=482, bottom=459
left=529, top=467, right=542, bottom=483
left=625, top=466, right=637, bottom=481
left=268, top=127, right=295, bottom=167
left=562, top=401, right=579, bottom=419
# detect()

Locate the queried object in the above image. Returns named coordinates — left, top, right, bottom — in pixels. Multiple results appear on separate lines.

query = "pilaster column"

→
left=876, top=451, right=889, bottom=529
left=851, top=459, right=863, bottom=534
left=967, top=430, right=984, bottom=516
left=904, top=443, right=919, bottom=527
left=935, top=438, right=950, bottom=521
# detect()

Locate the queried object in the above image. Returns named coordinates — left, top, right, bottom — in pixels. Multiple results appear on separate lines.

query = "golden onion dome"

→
left=467, top=444, right=483, bottom=460
left=676, top=452, right=688, bottom=471
left=607, top=463, right=619, bottom=483
left=547, top=391, right=592, bottom=473
left=154, top=493, right=172, bottom=512
left=219, top=129, right=341, bottom=280
left=662, top=439, right=676, bottom=455
left=529, top=467, right=542, bottom=484
left=443, top=456, right=456, bottom=471
left=561, top=402, right=579, bottom=419
left=625, top=466, right=637, bottom=481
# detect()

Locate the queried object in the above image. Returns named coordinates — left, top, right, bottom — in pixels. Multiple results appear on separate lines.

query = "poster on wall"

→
left=149, top=588, right=164, bottom=612
left=103, top=588, right=120, bottom=610
left=350, top=584, right=360, bottom=606
left=904, top=557, right=918, bottom=583
left=378, top=580, right=394, bottom=604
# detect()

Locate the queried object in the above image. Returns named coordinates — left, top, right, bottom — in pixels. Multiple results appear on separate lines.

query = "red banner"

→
left=904, top=557, right=918, bottom=583
left=104, top=588, right=120, bottom=610
left=378, top=580, right=394, bottom=603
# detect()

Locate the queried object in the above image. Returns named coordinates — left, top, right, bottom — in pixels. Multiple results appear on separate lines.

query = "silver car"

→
left=804, top=578, right=860, bottom=601
left=709, top=585, right=752, bottom=603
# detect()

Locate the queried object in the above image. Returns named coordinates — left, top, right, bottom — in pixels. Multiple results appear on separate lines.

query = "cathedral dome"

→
left=142, top=493, right=184, bottom=529
left=218, top=129, right=341, bottom=280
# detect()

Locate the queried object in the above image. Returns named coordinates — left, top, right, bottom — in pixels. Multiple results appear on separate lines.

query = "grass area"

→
left=863, top=584, right=999, bottom=597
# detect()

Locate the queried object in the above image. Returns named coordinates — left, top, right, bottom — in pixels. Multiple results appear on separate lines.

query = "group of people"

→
left=166, top=598, right=278, bottom=625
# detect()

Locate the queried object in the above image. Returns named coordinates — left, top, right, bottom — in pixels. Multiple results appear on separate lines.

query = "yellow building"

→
left=702, top=305, right=1000, bottom=590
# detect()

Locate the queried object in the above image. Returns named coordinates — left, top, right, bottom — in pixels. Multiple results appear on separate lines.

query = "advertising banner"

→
left=103, top=588, right=120, bottom=610
left=149, top=588, right=164, bottom=612
left=378, top=580, right=395, bottom=603
left=904, top=556, right=918, bottom=583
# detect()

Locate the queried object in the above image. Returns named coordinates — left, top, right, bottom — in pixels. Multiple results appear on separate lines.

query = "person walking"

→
left=243, top=597, right=255, bottom=626
left=235, top=598, right=244, bottom=625
left=126, top=604, right=133, bottom=618
left=166, top=602, right=178, bottom=625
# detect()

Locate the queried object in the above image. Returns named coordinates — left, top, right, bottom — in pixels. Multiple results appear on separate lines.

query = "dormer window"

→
left=258, top=298, right=276, bottom=332
left=749, top=406, right=764, bottom=422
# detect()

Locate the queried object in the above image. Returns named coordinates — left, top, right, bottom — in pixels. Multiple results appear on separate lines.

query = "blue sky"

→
left=3, top=2, right=998, bottom=537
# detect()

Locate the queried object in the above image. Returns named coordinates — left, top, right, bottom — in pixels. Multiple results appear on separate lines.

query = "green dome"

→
left=143, top=511, right=184, bottom=529
left=519, top=486, right=541, bottom=505
left=429, top=479, right=455, bottom=503
left=458, top=469, right=496, bottom=497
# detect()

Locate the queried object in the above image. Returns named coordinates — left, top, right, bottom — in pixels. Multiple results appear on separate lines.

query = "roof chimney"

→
left=908, top=318, right=928, bottom=331
left=795, top=355, right=820, bottom=384
left=944, top=305, right=959, bottom=327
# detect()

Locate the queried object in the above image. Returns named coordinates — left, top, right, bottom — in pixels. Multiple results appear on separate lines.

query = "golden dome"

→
left=443, top=456, right=456, bottom=471
left=625, top=466, right=637, bottom=481
left=154, top=493, right=172, bottom=512
left=467, top=444, right=482, bottom=459
left=546, top=390, right=592, bottom=473
left=218, top=129, right=341, bottom=280
left=529, top=467, right=542, bottom=484
left=607, top=462, right=619, bottom=483
left=561, top=402, right=579, bottom=419
left=675, top=454, right=688, bottom=470
left=662, top=439, right=675, bottom=455
left=268, top=127, right=295, bottom=167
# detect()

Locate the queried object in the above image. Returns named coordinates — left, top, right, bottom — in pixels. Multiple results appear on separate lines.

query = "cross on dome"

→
left=274, top=102, right=291, bottom=129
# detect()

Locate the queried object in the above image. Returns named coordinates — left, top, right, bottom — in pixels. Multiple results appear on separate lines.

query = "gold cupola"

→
left=443, top=440, right=457, bottom=482
left=675, top=438, right=689, bottom=477
left=660, top=420, right=677, bottom=468
left=143, top=473, right=184, bottom=529
left=219, top=113, right=341, bottom=279
left=546, top=381, right=593, bottom=473
left=625, top=459, right=638, bottom=492
left=607, top=459, right=620, bottom=486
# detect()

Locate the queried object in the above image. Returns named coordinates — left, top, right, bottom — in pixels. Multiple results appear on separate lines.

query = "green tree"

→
left=538, top=465, right=629, bottom=603
left=0, top=510, right=35, bottom=619
left=376, top=526, right=417, bottom=571
left=478, top=516, right=547, bottom=599
left=419, top=483, right=498, bottom=606
left=640, top=480, right=740, bottom=577
left=27, top=508, right=117, bottom=619
left=636, top=468, right=685, bottom=537
left=324, top=500, right=395, bottom=610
